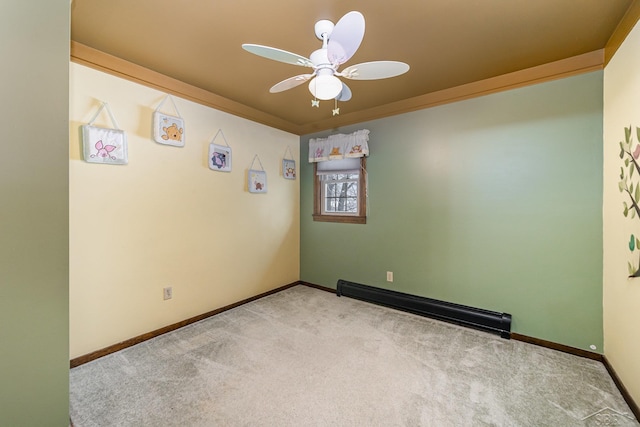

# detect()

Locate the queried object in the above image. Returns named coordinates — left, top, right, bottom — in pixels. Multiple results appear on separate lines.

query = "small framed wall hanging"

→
left=282, top=146, right=296, bottom=180
left=208, top=129, right=232, bottom=172
left=153, top=95, right=184, bottom=147
left=248, top=155, right=267, bottom=193
left=82, top=102, right=128, bottom=165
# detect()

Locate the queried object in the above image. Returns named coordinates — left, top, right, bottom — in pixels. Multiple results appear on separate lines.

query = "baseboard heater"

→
left=336, top=280, right=512, bottom=339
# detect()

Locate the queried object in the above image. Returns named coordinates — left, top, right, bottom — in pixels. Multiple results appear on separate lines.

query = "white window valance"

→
left=308, top=129, right=369, bottom=163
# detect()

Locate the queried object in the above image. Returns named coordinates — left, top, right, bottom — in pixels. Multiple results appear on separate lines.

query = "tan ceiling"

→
left=71, top=0, right=634, bottom=134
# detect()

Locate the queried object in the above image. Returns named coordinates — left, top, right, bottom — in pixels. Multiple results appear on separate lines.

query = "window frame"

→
left=313, top=157, right=366, bottom=224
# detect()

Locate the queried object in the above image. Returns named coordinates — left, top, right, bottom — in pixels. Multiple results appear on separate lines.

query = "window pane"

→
left=326, top=183, right=336, bottom=197
left=324, top=197, right=331, bottom=212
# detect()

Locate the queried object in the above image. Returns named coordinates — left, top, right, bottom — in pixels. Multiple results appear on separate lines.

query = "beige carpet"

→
left=70, top=285, right=638, bottom=426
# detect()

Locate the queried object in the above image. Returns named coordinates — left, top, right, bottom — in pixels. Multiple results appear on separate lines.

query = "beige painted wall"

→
left=70, top=63, right=300, bottom=358
left=603, top=20, right=640, bottom=403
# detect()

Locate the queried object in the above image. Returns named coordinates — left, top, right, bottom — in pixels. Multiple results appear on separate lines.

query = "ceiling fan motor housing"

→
left=310, top=48, right=336, bottom=70
left=314, top=19, right=334, bottom=40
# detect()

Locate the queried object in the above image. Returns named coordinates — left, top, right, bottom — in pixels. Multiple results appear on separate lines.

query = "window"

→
left=313, top=157, right=366, bottom=224
left=309, top=129, right=369, bottom=224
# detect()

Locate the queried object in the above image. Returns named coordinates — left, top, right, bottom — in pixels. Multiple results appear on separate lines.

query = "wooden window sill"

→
left=312, top=214, right=366, bottom=224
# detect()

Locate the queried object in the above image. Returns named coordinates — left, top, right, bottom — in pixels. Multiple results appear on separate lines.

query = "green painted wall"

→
left=301, top=71, right=603, bottom=351
left=0, top=1, right=70, bottom=425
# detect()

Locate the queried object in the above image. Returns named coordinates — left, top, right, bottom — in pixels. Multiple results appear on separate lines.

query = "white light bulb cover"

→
left=308, top=75, right=343, bottom=100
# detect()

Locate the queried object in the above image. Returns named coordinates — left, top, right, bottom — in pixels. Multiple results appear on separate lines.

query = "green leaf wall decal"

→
left=618, top=126, right=640, bottom=277
left=625, top=126, right=631, bottom=143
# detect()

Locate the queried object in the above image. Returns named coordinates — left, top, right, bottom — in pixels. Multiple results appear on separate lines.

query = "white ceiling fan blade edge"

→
left=269, top=74, right=314, bottom=93
left=242, top=44, right=313, bottom=67
left=336, top=82, right=352, bottom=101
left=327, top=11, right=365, bottom=65
left=341, top=61, right=410, bottom=80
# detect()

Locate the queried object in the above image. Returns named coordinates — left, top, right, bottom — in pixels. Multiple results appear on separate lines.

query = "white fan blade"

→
left=336, top=82, right=352, bottom=101
left=340, top=61, right=410, bottom=80
left=327, top=11, right=365, bottom=65
left=269, top=74, right=314, bottom=93
left=242, top=44, right=313, bottom=67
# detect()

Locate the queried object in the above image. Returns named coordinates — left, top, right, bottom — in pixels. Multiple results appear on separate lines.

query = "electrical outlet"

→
left=386, top=271, right=393, bottom=282
left=163, top=286, right=173, bottom=300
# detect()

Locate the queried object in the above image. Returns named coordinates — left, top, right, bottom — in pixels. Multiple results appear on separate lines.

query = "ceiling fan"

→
left=242, top=11, right=409, bottom=108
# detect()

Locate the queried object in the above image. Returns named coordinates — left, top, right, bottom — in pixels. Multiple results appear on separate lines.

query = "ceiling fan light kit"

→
left=309, top=74, right=342, bottom=100
left=242, top=11, right=409, bottom=115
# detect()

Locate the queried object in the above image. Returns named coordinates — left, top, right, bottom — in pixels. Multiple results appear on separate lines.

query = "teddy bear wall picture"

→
left=153, top=95, right=185, bottom=147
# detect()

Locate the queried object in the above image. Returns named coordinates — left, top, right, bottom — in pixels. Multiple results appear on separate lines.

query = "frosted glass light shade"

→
left=308, top=75, right=343, bottom=100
